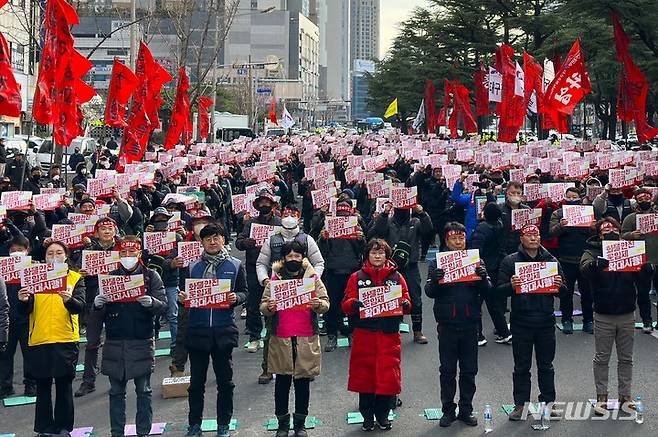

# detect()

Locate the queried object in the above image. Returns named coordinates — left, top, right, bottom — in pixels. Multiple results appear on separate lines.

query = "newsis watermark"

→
left=518, top=401, right=639, bottom=421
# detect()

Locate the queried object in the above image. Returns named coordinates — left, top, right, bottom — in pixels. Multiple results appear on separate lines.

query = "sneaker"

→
left=258, top=371, right=273, bottom=384
left=217, top=424, right=230, bottom=437
left=508, top=405, right=525, bottom=421
left=376, top=416, right=392, bottom=431
left=477, top=334, right=488, bottom=347
left=169, top=365, right=185, bottom=377
left=361, top=415, right=375, bottom=432
left=494, top=334, right=512, bottom=344
left=413, top=331, right=428, bottom=344
left=439, top=412, right=456, bottom=427
left=246, top=340, right=260, bottom=353
left=0, top=386, right=15, bottom=399
left=24, top=385, right=37, bottom=397
left=562, top=320, right=574, bottom=334
left=593, top=394, right=608, bottom=416
left=325, top=335, right=337, bottom=352
left=643, top=323, right=653, bottom=334
left=74, top=383, right=95, bottom=397
left=185, top=424, right=202, bottom=437
left=457, top=413, right=478, bottom=426
left=583, top=321, right=594, bottom=334
left=240, top=307, right=247, bottom=319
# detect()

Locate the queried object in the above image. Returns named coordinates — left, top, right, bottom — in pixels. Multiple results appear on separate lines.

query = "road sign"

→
left=256, top=88, right=273, bottom=94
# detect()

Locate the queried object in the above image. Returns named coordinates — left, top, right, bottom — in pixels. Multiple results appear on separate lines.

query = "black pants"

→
left=635, top=266, right=654, bottom=324
left=274, top=375, right=310, bottom=416
left=324, top=271, right=352, bottom=336
left=81, top=309, right=104, bottom=386
left=561, top=261, right=593, bottom=324
left=477, top=294, right=510, bottom=338
left=0, top=321, right=35, bottom=390
left=172, top=305, right=189, bottom=372
left=511, top=323, right=556, bottom=405
left=399, top=263, right=422, bottom=332
left=359, top=393, right=394, bottom=422
left=187, top=346, right=235, bottom=427
left=438, top=324, right=478, bottom=416
left=246, top=266, right=265, bottom=341
left=34, top=376, right=74, bottom=433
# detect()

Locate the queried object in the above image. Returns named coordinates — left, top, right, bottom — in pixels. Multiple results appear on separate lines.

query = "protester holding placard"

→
left=17, top=241, right=85, bottom=436
left=93, top=236, right=166, bottom=437
left=593, top=184, right=633, bottom=224
left=368, top=201, right=432, bottom=344
left=0, top=236, right=36, bottom=399
left=317, top=199, right=365, bottom=352
left=470, top=202, right=513, bottom=345
left=183, top=224, right=247, bottom=437
left=74, top=217, right=122, bottom=398
left=580, top=218, right=653, bottom=415
left=261, top=241, right=329, bottom=437
left=620, top=188, right=658, bottom=333
left=3, top=203, right=48, bottom=260
left=408, top=166, right=452, bottom=255
left=496, top=224, right=565, bottom=421
left=549, top=187, right=595, bottom=334
left=425, top=222, right=490, bottom=427
left=235, top=189, right=281, bottom=354
left=451, top=172, right=497, bottom=239
left=500, top=181, right=531, bottom=256
left=342, top=238, right=412, bottom=431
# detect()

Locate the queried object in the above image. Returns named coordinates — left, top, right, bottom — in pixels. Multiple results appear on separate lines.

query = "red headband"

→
left=119, top=240, right=141, bottom=251
left=636, top=192, right=652, bottom=202
left=94, top=218, right=117, bottom=232
left=600, top=221, right=618, bottom=233
left=445, top=230, right=466, bottom=238
left=336, top=204, right=353, bottom=213
left=520, top=224, right=540, bottom=236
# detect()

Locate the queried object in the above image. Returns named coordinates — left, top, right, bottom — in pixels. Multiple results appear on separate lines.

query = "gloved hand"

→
left=0, top=342, right=6, bottom=353
left=137, top=295, right=153, bottom=307
left=243, top=238, right=257, bottom=248
left=94, top=294, right=109, bottom=308
left=401, top=300, right=411, bottom=310
left=596, top=256, right=609, bottom=270
left=429, top=267, right=445, bottom=283
left=475, top=265, right=488, bottom=279
left=352, top=300, right=365, bottom=311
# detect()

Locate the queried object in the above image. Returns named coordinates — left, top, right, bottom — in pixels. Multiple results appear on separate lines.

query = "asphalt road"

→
left=2, top=248, right=658, bottom=437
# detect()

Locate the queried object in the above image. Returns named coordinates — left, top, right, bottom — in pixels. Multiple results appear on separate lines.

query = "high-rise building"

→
left=314, top=1, right=350, bottom=104
left=350, top=0, right=379, bottom=63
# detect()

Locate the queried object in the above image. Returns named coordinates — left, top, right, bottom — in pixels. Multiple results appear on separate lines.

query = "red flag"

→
left=424, top=80, right=437, bottom=134
left=0, top=0, right=8, bottom=9
left=105, top=60, right=139, bottom=128
left=53, top=60, right=78, bottom=146
left=0, top=32, right=22, bottom=117
left=523, top=51, right=543, bottom=113
left=613, top=15, right=658, bottom=143
left=474, top=62, right=489, bottom=117
left=452, top=80, right=478, bottom=135
left=135, top=42, right=172, bottom=130
left=198, top=96, right=213, bottom=140
left=543, top=39, right=591, bottom=115
left=164, top=67, right=190, bottom=150
left=438, top=79, right=452, bottom=127
left=269, top=97, right=278, bottom=125
left=496, top=44, right=526, bottom=142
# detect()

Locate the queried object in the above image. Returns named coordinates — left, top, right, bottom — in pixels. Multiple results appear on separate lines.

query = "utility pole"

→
left=210, top=0, right=221, bottom=142
left=129, top=0, right=137, bottom=69
left=248, top=53, right=253, bottom=132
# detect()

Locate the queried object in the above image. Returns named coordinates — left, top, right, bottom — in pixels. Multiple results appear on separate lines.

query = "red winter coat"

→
left=342, top=260, right=411, bottom=395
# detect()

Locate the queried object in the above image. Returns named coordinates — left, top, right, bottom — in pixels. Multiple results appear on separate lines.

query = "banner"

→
left=311, top=187, right=337, bottom=209
left=390, top=186, right=417, bottom=209
left=325, top=216, right=359, bottom=239
left=271, top=278, right=316, bottom=312
left=81, top=250, right=120, bottom=275
left=514, top=262, right=559, bottom=294
left=358, top=285, right=403, bottom=319
left=562, top=205, right=595, bottom=227
left=1, top=191, right=32, bottom=210
left=20, top=263, right=68, bottom=294
left=99, top=274, right=145, bottom=302
left=511, top=208, right=542, bottom=231
left=602, top=240, right=645, bottom=272
left=143, top=232, right=177, bottom=255
left=250, top=223, right=280, bottom=247
left=104, top=59, right=139, bottom=128
left=231, top=194, right=258, bottom=216
left=435, top=249, right=481, bottom=283
left=488, top=67, right=502, bottom=103
left=52, top=224, right=87, bottom=249
left=0, top=255, right=31, bottom=284
left=184, top=278, right=231, bottom=309
left=637, top=214, right=658, bottom=235
left=178, top=241, right=203, bottom=267
left=543, top=39, right=591, bottom=115
left=32, top=193, right=63, bottom=211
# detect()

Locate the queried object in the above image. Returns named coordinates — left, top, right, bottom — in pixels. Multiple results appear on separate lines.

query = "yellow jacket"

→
left=27, top=270, right=86, bottom=346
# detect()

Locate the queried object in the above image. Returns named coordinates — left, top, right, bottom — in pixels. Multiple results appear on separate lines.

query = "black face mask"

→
left=566, top=200, right=581, bottom=206
left=285, top=260, right=302, bottom=272
left=153, top=221, right=168, bottom=231
left=602, top=232, right=620, bottom=241
left=258, top=205, right=273, bottom=216
left=393, top=208, right=409, bottom=222
left=74, top=192, right=84, bottom=201
left=639, top=201, right=652, bottom=211
left=609, top=193, right=624, bottom=206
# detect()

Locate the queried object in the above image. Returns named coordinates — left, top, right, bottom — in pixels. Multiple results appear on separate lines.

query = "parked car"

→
left=37, top=137, right=99, bottom=171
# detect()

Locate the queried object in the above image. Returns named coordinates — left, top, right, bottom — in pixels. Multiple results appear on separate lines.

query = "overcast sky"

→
left=379, top=0, right=429, bottom=58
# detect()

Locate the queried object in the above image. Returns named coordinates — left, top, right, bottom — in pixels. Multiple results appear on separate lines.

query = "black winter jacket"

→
left=367, top=211, right=433, bottom=265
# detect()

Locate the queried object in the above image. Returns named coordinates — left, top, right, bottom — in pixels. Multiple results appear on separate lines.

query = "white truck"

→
left=213, top=112, right=254, bottom=142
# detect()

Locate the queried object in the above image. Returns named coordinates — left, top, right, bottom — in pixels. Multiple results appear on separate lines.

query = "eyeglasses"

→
left=202, top=235, right=223, bottom=243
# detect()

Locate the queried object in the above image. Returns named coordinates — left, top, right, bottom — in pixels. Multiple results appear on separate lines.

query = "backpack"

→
left=391, top=222, right=413, bottom=270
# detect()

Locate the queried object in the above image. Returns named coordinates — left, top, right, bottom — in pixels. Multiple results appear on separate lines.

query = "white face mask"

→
left=120, top=256, right=139, bottom=270
left=81, top=169, right=87, bottom=175
left=47, top=254, right=67, bottom=264
left=281, top=216, right=299, bottom=230
left=9, top=251, right=27, bottom=257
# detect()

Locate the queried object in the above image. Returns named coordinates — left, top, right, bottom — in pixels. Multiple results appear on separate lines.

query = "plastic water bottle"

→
left=483, top=404, right=494, bottom=433
left=540, top=403, right=551, bottom=430
left=635, top=396, right=644, bottom=424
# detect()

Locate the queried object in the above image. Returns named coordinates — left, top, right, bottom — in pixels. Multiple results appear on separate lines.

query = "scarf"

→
left=201, top=248, right=229, bottom=279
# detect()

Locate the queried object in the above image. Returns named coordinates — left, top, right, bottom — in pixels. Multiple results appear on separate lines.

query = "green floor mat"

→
left=154, top=348, right=171, bottom=357
left=422, top=408, right=443, bottom=420
left=556, top=322, right=583, bottom=331
left=399, top=323, right=410, bottom=333
left=346, top=411, right=397, bottom=424
left=265, top=416, right=320, bottom=430
left=157, top=331, right=171, bottom=340
left=3, top=396, right=36, bottom=407
left=337, top=337, right=350, bottom=347
left=76, top=364, right=85, bottom=372
left=200, top=419, right=238, bottom=431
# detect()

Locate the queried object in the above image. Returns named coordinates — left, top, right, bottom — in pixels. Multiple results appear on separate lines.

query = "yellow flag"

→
left=383, top=98, right=398, bottom=119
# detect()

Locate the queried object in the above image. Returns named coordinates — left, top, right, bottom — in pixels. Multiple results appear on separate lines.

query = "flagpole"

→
left=129, top=0, right=137, bottom=70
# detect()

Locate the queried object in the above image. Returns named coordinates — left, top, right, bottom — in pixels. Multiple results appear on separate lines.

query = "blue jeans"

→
left=165, top=286, right=179, bottom=350
left=109, top=374, right=152, bottom=437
